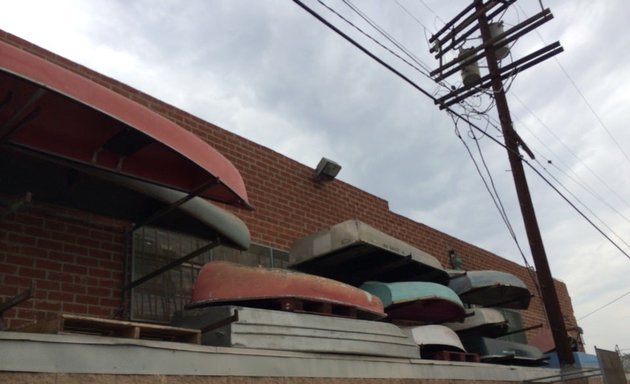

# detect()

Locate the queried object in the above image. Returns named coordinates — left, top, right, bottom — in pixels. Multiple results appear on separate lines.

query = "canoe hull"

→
left=0, top=40, right=249, bottom=207
left=289, top=220, right=449, bottom=286
left=449, top=270, right=531, bottom=309
left=402, top=325, right=466, bottom=357
left=443, top=308, right=508, bottom=338
left=460, top=336, right=547, bottom=366
left=360, top=281, right=466, bottom=323
left=189, top=261, right=386, bottom=320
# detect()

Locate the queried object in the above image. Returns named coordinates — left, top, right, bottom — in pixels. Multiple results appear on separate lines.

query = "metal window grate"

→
left=130, top=227, right=288, bottom=323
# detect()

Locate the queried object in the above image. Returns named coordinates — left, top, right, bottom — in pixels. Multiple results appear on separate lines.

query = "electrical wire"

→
left=515, top=2, right=630, bottom=170
left=577, top=289, right=630, bottom=321
left=533, top=158, right=630, bottom=250
left=292, top=0, right=630, bottom=262
left=340, top=0, right=433, bottom=75
left=510, top=110, right=630, bottom=226
left=314, top=0, right=432, bottom=80
left=325, top=0, right=586, bottom=271
left=453, top=113, right=543, bottom=297
left=393, top=0, right=431, bottom=31
left=338, top=0, right=496, bottom=124
left=417, top=0, right=446, bottom=26
left=511, top=93, right=630, bottom=209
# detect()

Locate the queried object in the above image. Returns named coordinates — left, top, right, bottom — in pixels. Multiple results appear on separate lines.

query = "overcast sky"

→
left=2, top=0, right=628, bottom=355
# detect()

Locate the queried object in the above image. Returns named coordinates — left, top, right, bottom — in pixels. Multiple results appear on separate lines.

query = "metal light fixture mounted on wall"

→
left=313, top=157, right=341, bottom=182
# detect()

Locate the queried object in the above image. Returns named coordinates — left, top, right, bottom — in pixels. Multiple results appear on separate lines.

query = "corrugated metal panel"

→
left=172, top=305, right=419, bottom=358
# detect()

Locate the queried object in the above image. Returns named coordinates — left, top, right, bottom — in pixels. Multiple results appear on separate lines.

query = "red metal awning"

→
left=0, top=40, right=250, bottom=208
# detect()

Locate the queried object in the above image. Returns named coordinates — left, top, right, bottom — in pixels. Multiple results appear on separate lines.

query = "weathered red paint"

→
left=0, top=40, right=249, bottom=208
left=190, top=261, right=386, bottom=319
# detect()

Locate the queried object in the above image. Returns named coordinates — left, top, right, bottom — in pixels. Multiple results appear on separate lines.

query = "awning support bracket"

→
left=124, top=238, right=220, bottom=291
left=0, top=88, right=46, bottom=142
left=0, top=191, right=32, bottom=221
left=502, top=323, right=543, bottom=337
left=131, top=178, right=220, bottom=232
left=0, top=285, right=33, bottom=330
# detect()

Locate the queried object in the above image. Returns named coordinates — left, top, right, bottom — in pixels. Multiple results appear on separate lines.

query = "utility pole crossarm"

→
left=427, top=0, right=575, bottom=367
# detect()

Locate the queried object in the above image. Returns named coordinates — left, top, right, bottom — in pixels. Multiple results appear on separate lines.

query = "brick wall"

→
left=0, top=202, right=126, bottom=329
left=0, top=30, right=578, bottom=343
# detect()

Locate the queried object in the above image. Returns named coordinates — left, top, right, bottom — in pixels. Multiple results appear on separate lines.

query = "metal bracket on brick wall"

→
left=0, top=191, right=32, bottom=221
left=130, top=179, right=220, bottom=232
left=124, top=239, right=220, bottom=291
left=0, top=286, right=33, bottom=330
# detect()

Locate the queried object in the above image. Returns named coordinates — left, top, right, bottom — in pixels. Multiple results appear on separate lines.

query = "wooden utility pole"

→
left=474, top=0, right=574, bottom=366
left=429, top=0, right=574, bottom=366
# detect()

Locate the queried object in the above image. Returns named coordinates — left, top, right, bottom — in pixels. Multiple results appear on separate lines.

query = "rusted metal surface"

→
left=188, top=261, right=386, bottom=320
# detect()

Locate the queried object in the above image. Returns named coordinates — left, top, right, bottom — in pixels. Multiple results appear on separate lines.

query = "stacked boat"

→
left=172, top=260, right=420, bottom=358
left=173, top=219, right=550, bottom=365
left=444, top=271, right=548, bottom=366
left=288, top=220, right=471, bottom=360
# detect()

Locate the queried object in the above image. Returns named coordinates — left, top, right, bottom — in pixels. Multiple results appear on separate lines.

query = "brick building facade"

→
left=0, top=30, right=579, bottom=345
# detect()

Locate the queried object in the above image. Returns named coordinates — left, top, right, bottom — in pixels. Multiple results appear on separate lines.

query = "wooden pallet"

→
left=16, top=313, right=201, bottom=344
left=429, top=350, right=481, bottom=363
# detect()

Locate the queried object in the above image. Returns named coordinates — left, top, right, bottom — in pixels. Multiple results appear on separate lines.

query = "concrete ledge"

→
left=0, top=331, right=558, bottom=381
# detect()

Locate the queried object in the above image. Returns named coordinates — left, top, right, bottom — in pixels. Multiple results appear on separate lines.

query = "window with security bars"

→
left=130, top=227, right=289, bottom=323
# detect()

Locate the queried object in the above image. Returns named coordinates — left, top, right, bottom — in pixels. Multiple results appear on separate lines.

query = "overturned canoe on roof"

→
left=360, top=281, right=466, bottom=323
left=459, top=335, right=547, bottom=366
left=188, top=261, right=386, bottom=320
left=443, top=307, right=509, bottom=338
left=401, top=325, right=466, bottom=358
left=289, top=220, right=449, bottom=286
left=448, top=270, right=531, bottom=309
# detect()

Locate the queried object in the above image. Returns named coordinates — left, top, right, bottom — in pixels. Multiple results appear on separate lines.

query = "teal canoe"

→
left=448, top=270, right=531, bottom=309
left=360, top=281, right=466, bottom=323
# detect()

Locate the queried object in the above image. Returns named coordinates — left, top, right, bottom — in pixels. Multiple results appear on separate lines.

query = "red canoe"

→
left=0, top=40, right=249, bottom=208
left=189, top=261, right=386, bottom=320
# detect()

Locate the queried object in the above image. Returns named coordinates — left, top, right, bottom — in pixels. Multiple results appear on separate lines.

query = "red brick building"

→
left=0, top=30, right=579, bottom=347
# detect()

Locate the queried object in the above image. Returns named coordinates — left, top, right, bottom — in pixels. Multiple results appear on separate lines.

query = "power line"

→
left=533, top=158, right=630, bottom=250
left=453, top=114, right=543, bottom=297
left=515, top=3, right=630, bottom=170
left=556, top=59, right=630, bottom=165
left=331, top=0, right=630, bottom=245
left=417, top=0, right=446, bottom=25
left=340, top=1, right=539, bottom=265
left=511, top=93, right=630, bottom=209
left=291, top=0, right=630, bottom=262
left=340, top=0, right=433, bottom=75
left=393, top=0, right=431, bottom=31
left=578, top=289, right=630, bottom=321
left=314, top=0, right=431, bottom=80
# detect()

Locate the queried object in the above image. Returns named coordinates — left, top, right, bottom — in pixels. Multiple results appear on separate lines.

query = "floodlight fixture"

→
left=313, top=157, right=341, bottom=182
